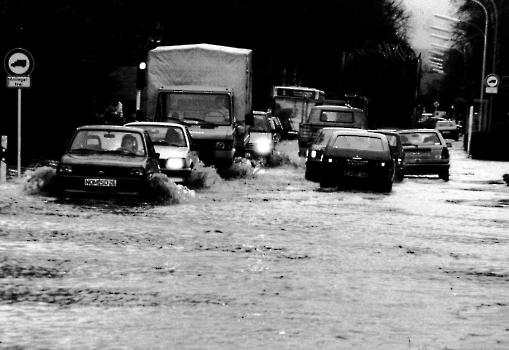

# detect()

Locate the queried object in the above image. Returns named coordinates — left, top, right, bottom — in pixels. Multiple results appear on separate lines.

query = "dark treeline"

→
left=0, top=0, right=418, bottom=161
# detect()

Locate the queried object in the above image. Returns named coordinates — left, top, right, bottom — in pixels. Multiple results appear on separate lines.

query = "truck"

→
left=143, top=44, right=253, bottom=169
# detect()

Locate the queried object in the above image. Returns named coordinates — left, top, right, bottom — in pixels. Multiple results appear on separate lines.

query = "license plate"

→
left=85, top=178, right=117, bottom=187
left=344, top=170, right=367, bottom=178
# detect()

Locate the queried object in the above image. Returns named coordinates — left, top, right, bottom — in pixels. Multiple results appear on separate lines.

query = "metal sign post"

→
left=4, top=48, right=34, bottom=179
left=0, top=136, right=6, bottom=183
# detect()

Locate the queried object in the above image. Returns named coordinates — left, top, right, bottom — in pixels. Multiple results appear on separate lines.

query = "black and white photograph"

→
left=1, top=0, right=508, bottom=349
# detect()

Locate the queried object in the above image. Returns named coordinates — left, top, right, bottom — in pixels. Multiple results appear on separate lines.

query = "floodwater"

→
left=1, top=140, right=508, bottom=350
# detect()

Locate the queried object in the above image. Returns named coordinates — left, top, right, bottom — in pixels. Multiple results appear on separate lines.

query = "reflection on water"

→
left=1, top=142, right=509, bottom=349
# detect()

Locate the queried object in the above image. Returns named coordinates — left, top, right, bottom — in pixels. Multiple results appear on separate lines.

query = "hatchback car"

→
left=57, top=125, right=160, bottom=196
left=245, top=111, right=276, bottom=161
left=397, top=129, right=451, bottom=181
left=319, top=130, right=395, bottom=192
left=125, top=121, right=195, bottom=184
left=305, top=127, right=367, bottom=182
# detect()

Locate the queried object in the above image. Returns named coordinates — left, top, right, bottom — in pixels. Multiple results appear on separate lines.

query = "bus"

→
left=270, top=86, right=325, bottom=139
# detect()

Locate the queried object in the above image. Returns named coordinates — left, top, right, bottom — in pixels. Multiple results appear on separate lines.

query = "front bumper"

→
left=58, top=175, right=151, bottom=196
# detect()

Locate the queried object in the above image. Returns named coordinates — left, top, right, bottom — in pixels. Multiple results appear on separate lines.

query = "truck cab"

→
left=153, top=87, right=250, bottom=169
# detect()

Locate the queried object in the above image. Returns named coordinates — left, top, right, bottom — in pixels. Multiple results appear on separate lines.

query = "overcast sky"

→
left=402, top=0, right=460, bottom=55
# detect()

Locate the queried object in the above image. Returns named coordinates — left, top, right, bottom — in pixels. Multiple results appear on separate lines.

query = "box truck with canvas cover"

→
left=145, top=44, right=253, bottom=169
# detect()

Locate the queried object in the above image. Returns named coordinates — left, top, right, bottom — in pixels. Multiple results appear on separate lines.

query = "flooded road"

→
left=1, top=140, right=508, bottom=350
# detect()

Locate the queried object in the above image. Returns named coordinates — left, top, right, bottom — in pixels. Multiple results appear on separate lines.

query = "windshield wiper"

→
left=70, top=148, right=100, bottom=153
left=183, top=117, right=216, bottom=126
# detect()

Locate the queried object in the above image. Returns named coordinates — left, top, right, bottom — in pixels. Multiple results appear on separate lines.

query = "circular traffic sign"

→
left=485, top=74, right=499, bottom=88
left=4, top=48, right=34, bottom=76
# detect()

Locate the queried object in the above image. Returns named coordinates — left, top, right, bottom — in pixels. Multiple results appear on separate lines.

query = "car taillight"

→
left=59, top=165, right=72, bottom=173
left=441, top=147, right=449, bottom=159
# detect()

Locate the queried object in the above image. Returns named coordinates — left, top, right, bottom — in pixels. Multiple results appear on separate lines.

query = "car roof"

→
left=330, top=130, right=386, bottom=138
left=397, top=128, right=440, bottom=133
left=369, top=129, right=400, bottom=136
left=124, top=121, right=185, bottom=129
left=311, top=105, right=363, bottom=112
left=76, top=125, right=147, bottom=133
left=320, top=127, right=366, bottom=133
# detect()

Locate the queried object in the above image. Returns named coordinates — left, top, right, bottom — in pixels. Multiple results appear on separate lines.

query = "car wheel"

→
left=319, top=176, right=335, bottom=189
left=395, top=170, right=404, bottom=182
left=439, top=170, right=450, bottom=181
left=378, top=180, right=393, bottom=192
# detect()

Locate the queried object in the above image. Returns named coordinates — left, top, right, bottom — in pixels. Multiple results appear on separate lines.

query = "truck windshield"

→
left=155, top=92, right=231, bottom=126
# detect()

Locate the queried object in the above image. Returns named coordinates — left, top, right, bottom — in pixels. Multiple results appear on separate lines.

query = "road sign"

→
left=485, top=74, right=499, bottom=88
left=485, top=87, right=498, bottom=94
left=6, top=76, right=31, bottom=88
left=433, top=101, right=439, bottom=108
left=4, top=48, right=34, bottom=76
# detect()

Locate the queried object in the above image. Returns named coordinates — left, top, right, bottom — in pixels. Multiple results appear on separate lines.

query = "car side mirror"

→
left=153, top=152, right=160, bottom=159
left=446, top=142, right=452, bottom=148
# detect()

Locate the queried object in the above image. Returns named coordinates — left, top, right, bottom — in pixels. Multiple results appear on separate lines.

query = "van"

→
left=298, top=105, right=368, bottom=156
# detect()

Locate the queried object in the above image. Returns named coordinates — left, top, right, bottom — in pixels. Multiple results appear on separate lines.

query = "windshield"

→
left=69, top=130, right=146, bottom=155
left=133, top=125, right=187, bottom=147
left=156, top=92, right=231, bottom=126
left=251, top=114, right=271, bottom=132
left=272, top=97, right=306, bottom=121
left=400, top=132, right=441, bottom=146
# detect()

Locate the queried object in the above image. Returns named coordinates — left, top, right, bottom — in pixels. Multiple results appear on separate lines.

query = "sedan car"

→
left=125, top=121, right=195, bottom=184
left=57, top=125, right=160, bottom=196
left=397, top=128, right=451, bottom=181
left=369, top=129, right=405, bottom=181
left=245, top=111, right=275, bottom=161
left=305, top=127, right=367, bottom=182
left=319, top=130, right=395, bottom=192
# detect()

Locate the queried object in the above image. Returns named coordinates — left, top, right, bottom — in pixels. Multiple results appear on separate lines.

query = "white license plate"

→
left=85, top=178, right=117, bottom=187
left=344, top=170, right=367, bottom=178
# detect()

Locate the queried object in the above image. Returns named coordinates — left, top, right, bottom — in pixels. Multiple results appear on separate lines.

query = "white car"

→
left=125, top=122, right=196, bottom=184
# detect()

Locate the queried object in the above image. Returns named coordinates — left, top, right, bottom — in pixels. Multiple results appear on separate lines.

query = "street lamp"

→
left=435, top=4, right=488, bottom=132
left=471, top=0, right=488, bottom=132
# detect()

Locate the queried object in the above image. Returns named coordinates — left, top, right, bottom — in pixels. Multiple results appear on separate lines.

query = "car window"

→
left=252, top=114, right=271, bottom=132
left=136, top=125, right=186, bottom=147
left=400, top=132, right=441, bottom=146
left=70, top=130, right=146, bottom=155
left=320, top=111, right=354, bottom=123
left=331, top=135, right=384, bottom=151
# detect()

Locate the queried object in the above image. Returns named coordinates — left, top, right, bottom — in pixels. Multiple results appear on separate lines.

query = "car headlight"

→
left=166, top=158, right=185, bottom=170
left=130, top=168, right=145, bottom=177
left=255, top=141, right=272, bottom=154
left=59, top=165, right=72, bottom=173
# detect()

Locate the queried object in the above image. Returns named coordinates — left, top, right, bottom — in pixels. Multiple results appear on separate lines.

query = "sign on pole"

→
left=484, top=73, right=499, bottom=94
left=4, top=48, right=34, bottom=178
